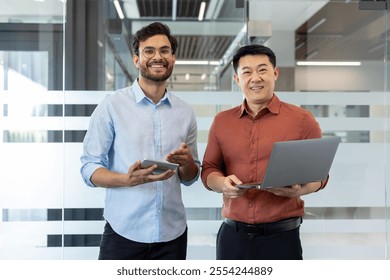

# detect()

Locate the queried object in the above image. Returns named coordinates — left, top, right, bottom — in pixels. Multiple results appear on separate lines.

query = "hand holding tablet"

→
left=141, top=159, right=179, bottom=174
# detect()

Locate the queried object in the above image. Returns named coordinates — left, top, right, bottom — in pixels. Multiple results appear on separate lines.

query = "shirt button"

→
left=248, top=203, right=254, bottom=208
left=251, top=139, right=255, bottom=144
left=250, top=160, right=255, bottom=165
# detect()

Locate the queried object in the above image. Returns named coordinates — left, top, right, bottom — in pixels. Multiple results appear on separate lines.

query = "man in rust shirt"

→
left=201, top=44, right=326, bottom=260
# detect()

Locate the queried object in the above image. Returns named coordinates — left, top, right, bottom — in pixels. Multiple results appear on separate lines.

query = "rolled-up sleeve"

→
left=80, top=99, right=114, bottom=187
left=201, top=117, right=224, bottom=190
left=181, top=109, right=201, bottom=186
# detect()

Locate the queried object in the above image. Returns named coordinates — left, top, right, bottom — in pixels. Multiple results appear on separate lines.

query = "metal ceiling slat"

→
left=155, top=0, right=160, bottom=17
left=188, top=36, right=198, bottom=59
left=195, top=37, right=209, bottom=59
left=212, top=37, right=228, bottom=59
left=183, top=0, right=193, bottom=18
left=180, top=36, right=191, bottom=59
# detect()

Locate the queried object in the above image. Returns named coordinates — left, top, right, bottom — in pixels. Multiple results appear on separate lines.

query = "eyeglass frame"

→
left=137, top=46, right=174, bottom=59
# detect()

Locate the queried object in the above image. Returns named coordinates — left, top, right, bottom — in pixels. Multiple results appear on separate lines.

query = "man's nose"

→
left=153, top=49, right=163, bottom=59
left=252, top=72, right=263, bottom=80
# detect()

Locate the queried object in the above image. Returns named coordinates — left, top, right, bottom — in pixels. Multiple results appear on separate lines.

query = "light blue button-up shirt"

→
left=80, top=80, right=200, bottom=243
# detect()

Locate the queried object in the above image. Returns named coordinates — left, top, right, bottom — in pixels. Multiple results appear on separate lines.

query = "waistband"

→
left=224, top=217, right=302, bottom=236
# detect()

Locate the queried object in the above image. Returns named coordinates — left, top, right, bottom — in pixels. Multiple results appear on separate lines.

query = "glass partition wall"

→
left=0, top=0, right=389, bottom=260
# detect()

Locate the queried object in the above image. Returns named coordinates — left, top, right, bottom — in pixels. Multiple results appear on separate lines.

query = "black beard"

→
left=139, top=62, right=174, bottom=82
left=140, top=69, right=172, bottom=82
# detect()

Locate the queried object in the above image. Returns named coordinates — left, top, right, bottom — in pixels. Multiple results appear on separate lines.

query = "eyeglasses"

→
left=139, top=46, right=173, bottom=59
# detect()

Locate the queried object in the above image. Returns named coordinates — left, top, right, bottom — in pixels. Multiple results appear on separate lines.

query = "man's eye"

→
left=160, top=48, right=171, bottom=54
left=144, top=49, right=154, bottom=54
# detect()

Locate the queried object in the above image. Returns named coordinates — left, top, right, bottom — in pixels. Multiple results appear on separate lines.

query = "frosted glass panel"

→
left=0, top=144, right=64, bottom=208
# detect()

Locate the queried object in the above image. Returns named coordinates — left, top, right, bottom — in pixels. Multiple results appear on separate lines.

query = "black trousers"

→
left=216, top=221, right=303, bottom=260
left=98, top=222, right=188, bottom=260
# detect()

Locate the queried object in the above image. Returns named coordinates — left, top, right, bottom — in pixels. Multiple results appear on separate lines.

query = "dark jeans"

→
left=216, top=221, right=303, bottom=260
left=98, top=222, right=188, bottom=260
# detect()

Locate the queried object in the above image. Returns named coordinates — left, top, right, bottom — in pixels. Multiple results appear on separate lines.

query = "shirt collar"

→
left=238, top=94, right=281, bottom=118
left=132, top=79, right=171, bottom=106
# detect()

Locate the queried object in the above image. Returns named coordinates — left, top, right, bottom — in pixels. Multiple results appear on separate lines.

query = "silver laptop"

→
left=236, top=137, right=341, bottom=189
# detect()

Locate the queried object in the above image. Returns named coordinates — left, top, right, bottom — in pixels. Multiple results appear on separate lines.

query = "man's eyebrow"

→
left=143, top=45, right=170, bottom=48
left=239, top=63, right=268, bottom=71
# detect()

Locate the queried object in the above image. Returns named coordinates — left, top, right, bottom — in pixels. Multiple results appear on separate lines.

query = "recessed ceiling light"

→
left=198, top=2, right=206, bottom=21
left=113, top=0, right=125, bottom=20
left=176, top=60, right=219, bottom=65
left=296, top=61, right=361, bottom=66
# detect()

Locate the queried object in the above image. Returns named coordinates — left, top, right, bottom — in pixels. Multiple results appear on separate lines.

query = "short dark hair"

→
left=132, top=22, right=178, bottom=56
left=232, top=45, right=276, bottom=73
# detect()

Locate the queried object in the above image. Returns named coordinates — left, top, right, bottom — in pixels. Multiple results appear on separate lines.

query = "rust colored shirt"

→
left=201, top=94, right=323, bottom=224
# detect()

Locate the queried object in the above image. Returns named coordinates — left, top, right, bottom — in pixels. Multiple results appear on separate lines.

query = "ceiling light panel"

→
left=136, top=0, right=211, bottom=19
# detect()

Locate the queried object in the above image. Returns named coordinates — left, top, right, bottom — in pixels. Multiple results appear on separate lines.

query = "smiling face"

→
left=133, top=34, right=176, bottom=83
left=234, top=54, right=279, bottom=112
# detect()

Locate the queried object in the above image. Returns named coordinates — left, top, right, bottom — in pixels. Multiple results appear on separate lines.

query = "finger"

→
left=291, top=184, right=301, bottom=190
left=151, top=169, right=175, bottom=180
left=170, top=143, right=189, bottom=155
left=128, top=160, right=142, bottom=173
left=141, top=164, right=158, bottom=174
left=226, top=175, right=242, bottom=187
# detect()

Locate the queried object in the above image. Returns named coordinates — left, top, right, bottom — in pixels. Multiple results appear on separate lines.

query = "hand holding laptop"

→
left=211, top=175, right=247, bottom=199
left=264, top=181, right=323, bottom=198
left=236, top=181, right=324, bottom=198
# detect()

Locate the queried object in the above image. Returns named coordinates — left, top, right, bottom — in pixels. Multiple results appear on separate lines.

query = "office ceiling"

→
left=122, top=0, right=390, bottom=90
left=126, top=0, right=389, bottom=63
left=128, top=0, right=244, bottom=61
left=295, top=2, right=388, bottom=61
left=1, top=0, right=389, bottom=89
left=1, top=0, right=388, bottom=63
left=297, top=3, right=385, bottom=63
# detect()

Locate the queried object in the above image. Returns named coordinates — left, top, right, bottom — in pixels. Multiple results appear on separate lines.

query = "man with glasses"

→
left=80, top=22, right=200, bottom=260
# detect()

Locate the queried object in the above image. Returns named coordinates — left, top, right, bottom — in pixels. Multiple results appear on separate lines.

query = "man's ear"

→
left=233, top=73, right=240, bottom=85
left=273, top=66, right=279, bottom=80
left=133, top=54, right=139, bottom=68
